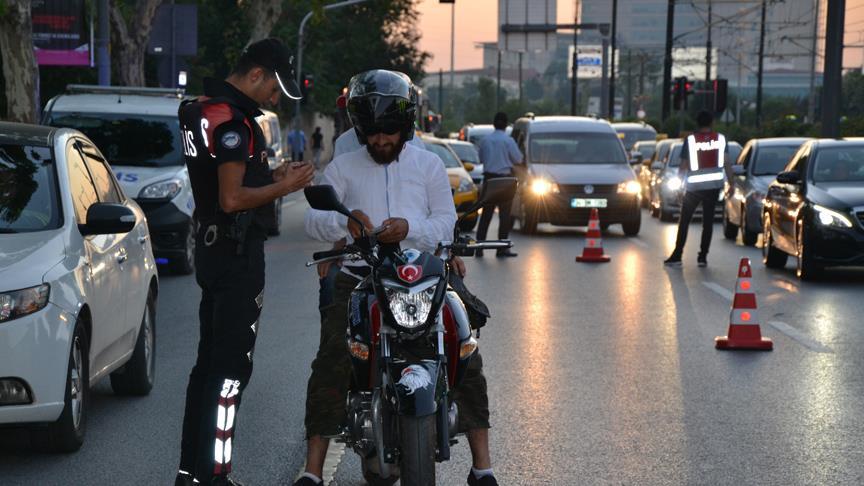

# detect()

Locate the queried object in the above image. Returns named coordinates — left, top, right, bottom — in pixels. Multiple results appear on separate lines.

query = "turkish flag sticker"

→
left=397, top=264, right=423, bottom=283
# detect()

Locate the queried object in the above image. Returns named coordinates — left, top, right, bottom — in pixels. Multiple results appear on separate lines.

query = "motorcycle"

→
left=304, top=177, right=517, bottom=486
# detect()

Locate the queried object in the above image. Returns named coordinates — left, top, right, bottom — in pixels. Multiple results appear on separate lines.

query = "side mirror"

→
left=651, top=161, right=663, bottom=171
left=463, top=162, right=475, bottom=172
left=776, top=171, right=801, bottom=184
left=732, top=165, right=746, bottom=176
left=79, top=203, right=136, bottom=236
left=629, top=155, right=643, bottom=166
left=304, top=185, right=350, bottom=217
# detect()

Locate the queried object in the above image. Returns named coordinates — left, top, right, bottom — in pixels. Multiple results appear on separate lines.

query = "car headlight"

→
left=0, top=284, right=50, bottom=323
left=530, top=178, right=559, bottom=196
left=666, top=176, right=683, bottom=191
left=457, top=178, right=475, bottom=194
left=139, top=178, right=183, bottom=199
left=385, top=282, right=436, bottom=329
left=813, top=204, right=853, bottom=228
left=617, top=180, right=641, bottom=194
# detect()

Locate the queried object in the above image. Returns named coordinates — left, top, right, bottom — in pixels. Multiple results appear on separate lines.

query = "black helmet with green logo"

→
left=347, top=70, right=417, bottom=145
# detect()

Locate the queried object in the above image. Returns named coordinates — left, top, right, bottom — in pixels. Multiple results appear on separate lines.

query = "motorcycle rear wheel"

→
left=398, top=415, right=436, bottom=486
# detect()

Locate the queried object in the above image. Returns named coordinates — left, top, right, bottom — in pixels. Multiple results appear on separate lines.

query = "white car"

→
left=43, top=85, right=197, bottom=274
left=0, top=122, right=159, bottom=452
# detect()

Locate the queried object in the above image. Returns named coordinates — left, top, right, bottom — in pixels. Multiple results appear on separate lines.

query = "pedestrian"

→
left=311, top=126, right=323, bottom=169
left=296, top=70, right=500, bottom=486
left=664, top=110, right=733, bottom=268
left=288, top=124, right=306, bottom=162
left=175, top=38, right=315, bottom=486
left=475, top=111, right=522, bottom=257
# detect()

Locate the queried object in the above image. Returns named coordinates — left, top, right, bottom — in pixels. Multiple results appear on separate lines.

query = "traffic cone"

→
left=715, top=258, right=773, bottom=350
left=576, top=208, right=611, bottom=263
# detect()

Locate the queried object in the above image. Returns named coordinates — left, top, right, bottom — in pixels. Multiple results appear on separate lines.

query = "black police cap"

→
left=243, top=38, right=302, bottom=100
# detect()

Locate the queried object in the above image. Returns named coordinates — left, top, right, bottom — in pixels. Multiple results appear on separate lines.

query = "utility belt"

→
left=197, top=211, right=265, bottom=256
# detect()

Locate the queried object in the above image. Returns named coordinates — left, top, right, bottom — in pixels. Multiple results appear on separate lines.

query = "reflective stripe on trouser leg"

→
left=213, top=379, right=241, bottom=475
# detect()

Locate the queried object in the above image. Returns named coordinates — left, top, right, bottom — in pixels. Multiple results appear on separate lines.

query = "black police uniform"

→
left=176, top=78, right=273, bottom=483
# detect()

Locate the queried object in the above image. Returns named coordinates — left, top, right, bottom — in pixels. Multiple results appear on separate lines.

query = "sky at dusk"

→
left=417, top=0, right=864, bottom=73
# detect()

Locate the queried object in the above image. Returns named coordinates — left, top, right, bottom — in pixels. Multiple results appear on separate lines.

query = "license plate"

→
left=572, top=198, right=607, bottom=208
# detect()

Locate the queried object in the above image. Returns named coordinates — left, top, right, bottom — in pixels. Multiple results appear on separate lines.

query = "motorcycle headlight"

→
left=666, top=176, right=683, bottom=191
left=457, top=178, right=475, bottom=194
left=0, top=284, right=50, bottom=323
left=139, top=178, right=183, bottom=199
left=813, top=204, right=853, bottom=228
left=384, top=281, right=437, bottom=329
left=530, top=178, right=559, bottom=196
left=617, top=180, right=641, bottom=194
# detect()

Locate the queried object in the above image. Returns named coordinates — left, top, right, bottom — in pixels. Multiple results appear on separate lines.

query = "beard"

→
left=366, top=139, right=402, bottom=165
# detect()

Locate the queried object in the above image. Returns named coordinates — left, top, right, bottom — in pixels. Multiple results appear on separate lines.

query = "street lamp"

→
left=295, top=0, right=368, bottom=121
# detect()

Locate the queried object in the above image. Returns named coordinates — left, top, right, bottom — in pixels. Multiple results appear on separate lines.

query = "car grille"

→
left=558, top=184, right=617, bottom=195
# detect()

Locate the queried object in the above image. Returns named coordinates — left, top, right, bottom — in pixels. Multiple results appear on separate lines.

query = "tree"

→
left=0, top=0, right=38, bottom=123
left=245, top=0, right=284, bottom=45
left=109, top=0, right=164, bottom=86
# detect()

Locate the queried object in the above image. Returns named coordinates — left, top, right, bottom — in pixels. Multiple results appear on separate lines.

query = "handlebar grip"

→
left=312, top=248, right=346, bottom=261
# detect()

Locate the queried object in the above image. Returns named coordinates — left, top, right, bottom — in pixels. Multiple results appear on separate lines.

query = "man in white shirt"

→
left=295, top=70, right=499, bottom=486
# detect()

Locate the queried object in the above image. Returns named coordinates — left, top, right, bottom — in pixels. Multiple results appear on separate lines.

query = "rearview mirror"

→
left=776, top=171, right=801, bottom=184
left=79, top=203, right=136, bottom=236
left=304, top=185, right=351, bottom=218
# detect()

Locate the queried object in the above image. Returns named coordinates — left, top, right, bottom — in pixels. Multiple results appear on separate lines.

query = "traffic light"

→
left=302, top=74, right=314, bottom=95
left=713, top=79, right=728, bottom=114
left=672, top=77, right=695, bottom=111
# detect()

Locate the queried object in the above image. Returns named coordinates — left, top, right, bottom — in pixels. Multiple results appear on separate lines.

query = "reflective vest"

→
left=685, top=132, right=726, bottom=191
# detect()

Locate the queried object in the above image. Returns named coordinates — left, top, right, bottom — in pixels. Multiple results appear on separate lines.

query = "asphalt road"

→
left=2, top=197, right=864, bottom=485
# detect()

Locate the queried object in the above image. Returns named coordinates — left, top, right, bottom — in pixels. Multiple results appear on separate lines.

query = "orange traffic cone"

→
left=715, top=258, right=773, bottom=350
left=576, top=208, right=611, bottom=263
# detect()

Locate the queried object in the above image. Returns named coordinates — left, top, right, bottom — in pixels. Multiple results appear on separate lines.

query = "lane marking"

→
left=766, top=321, right=833, bottom=354
left=629, top=238, right=650, bottom=248
left=295, top=442, right=346, bottom=485
left=702, top=281, right=734, bottom=301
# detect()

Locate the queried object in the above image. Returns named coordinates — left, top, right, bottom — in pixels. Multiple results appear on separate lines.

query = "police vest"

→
left=684, top=132, right=726, bottom=191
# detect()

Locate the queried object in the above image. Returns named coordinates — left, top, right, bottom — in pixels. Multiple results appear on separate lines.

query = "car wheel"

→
left=762, top=215, right=788, bottom=269
left=521, top=202, right=538, bottom=235
left=172, top=221, right=195, bottom=275
left=623, top=211, right=641, bottom=236
left=796, top=222, right=822, bottom=280
left=659, top=201, right=675, bottom=222
left=741, top=209, right=759, bottom=247
left=650, top=203, right=659, bottom=218
left=40, top=320, right=88, bottom=452
left=722, top=205, right=738, bottom=240
left=110, top=291, right=156, bottom=396
left=268, top=197, right=282, bottom=237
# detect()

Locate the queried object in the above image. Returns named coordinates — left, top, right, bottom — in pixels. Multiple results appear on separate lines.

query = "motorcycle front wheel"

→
left=399, top=415, right=436, bottom=486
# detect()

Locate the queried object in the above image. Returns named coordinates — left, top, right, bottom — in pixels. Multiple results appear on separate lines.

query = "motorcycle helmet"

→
left=347, top=70, right=417, bottom=145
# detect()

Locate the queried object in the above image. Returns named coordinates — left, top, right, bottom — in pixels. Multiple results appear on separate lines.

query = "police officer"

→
left=664, top=110, right=732, bottom=268
left=175, top=38, right=315, bottom=486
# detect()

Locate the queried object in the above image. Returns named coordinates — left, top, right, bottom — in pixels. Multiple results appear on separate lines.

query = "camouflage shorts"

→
left=304, top=272, right=490, bottom=438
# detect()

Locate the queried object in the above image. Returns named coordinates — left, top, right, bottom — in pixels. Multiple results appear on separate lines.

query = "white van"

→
left=43, top=85, right=197, bottom=274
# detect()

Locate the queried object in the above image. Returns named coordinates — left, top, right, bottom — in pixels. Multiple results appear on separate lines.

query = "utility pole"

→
left=496, top=50, right=502, bottom=111
left=626, top=49, right=633, bottom=118
left=518, top=51, right=523, bottom=106
left=571, top=9, right=579, bottom=115
left=807, top=0, right=820, bottom=124
left=705, top=0, right=712, bottom=84
left=662, top=0, right=676, bottom=121
left=450, top=1, right=455, bottom=89
left=822, top=0, right=846, bottom=137
left=601, top=37, right=610, bottom=118
left=439, top=68, right=444, bottom=114
left=608, top=0, right=618, bottom=119
left=755, top=0, right=767, bottom=129
left=170, top=0, right=176, bottom=88
left=96, top=0, right=110, bottom=85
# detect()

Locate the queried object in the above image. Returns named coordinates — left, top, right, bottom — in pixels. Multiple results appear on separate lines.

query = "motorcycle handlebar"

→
left=312, top=248, right=349, bottom=261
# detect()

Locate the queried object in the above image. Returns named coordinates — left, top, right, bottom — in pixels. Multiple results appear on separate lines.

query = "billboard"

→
left=567, top=45, right=613, bottom=79
left=498, top=0, right=557, bottom=52
left=32, top=0, right=91, bottom=66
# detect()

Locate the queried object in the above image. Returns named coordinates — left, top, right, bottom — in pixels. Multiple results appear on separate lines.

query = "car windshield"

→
left=0, top=144, right=61, bottom=233
left=47, top=113, right=183, bottom=167
left=424, top=143, right=462, bottom=168
left=666, top=145, right=683, bottom=167
left=752, top=145, right=801, bottom=176
left=529, top=132, right=627, bottom=164
left=636, top=143, right=655, bottom=159
left=448, top=143, right=479, bottom=164
left=812, top=146, right=864, bottom=182
left=728, top=143, right=742, bottom=165
left=616, top=128, right=656, bottom=151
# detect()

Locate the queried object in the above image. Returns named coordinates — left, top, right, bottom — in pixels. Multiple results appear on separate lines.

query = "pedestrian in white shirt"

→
left=295, top=70, right=500, bottom=486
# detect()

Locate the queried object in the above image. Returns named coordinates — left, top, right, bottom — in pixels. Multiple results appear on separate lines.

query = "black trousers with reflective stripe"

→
left=179, top=231, right=265, bottom=482
left=671, top=189, right=721, bottom=259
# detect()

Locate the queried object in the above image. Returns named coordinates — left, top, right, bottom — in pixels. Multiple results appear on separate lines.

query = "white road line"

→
left=766, top=321, right=834, bottom=353
left=295, top=442, right=346, bottom=486
left=702, top=281, right=734, bottom=301
left=630, top=238, right=650, bottom=248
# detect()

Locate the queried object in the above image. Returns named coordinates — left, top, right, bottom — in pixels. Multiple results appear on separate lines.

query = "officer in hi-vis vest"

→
left=665, top=110, right=732, bottom=268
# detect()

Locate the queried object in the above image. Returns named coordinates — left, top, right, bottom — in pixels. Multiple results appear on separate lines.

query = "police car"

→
left=43, top=85, right=197, bottom=274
